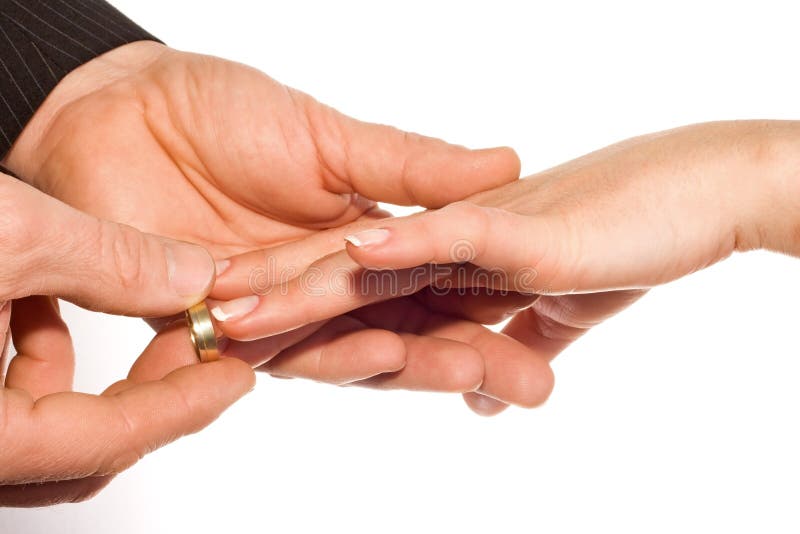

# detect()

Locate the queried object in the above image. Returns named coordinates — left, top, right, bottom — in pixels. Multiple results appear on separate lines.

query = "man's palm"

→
left=11, top=43, right=518, bottom=257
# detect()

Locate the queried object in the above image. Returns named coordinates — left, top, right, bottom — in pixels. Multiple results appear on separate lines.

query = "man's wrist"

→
left=3, top=41, right=169, bottom=181
left=0, top=1, right=162, bottom=160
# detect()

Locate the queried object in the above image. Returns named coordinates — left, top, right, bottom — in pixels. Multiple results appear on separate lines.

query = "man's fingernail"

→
left=345, top=228, right=390, bottom=247
left=215, top=259, right=232, bottom=277
left=209, top=295, right=260, bottom=322
left=164, top=242, right=215, bottom=299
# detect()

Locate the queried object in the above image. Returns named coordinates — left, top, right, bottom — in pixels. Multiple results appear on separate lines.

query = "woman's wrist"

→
left=736, top=120, right=800, bottom=256
left=2, top=41, right=169, bottom=182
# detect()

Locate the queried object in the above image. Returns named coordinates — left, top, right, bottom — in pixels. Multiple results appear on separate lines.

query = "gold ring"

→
left=185, top=302, right=219, bottom=363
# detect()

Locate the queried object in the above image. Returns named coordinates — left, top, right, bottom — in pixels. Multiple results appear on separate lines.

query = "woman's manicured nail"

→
left=215, top=259, right=232, bottom=277
left=209, top=295, right=259, bottom=322
left=345, top=228, right=390, bottom=247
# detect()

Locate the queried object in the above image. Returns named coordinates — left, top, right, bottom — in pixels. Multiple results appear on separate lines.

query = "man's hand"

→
left=5, top=41, right=519, bottom=257
left=0, top=170, right=252, bottom=506
left=0, top=298, right=254, bottom=507
left=3, top=41, right=526, bottom=399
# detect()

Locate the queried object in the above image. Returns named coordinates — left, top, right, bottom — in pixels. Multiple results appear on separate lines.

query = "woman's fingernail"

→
left=345, top=228, right=390, bottom=247
left=164, top=242, right=215, bottom=298
left=208, top=295, right=260, bottom=322
left=215, top=259, right=232, bottom=277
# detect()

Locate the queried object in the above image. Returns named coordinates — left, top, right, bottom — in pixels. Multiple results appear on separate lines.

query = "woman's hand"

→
left=213, top=121, right=800, bottom=415
left=347, top=120, right=800, bottom=287
left=342, top=120, right=800, bottom=413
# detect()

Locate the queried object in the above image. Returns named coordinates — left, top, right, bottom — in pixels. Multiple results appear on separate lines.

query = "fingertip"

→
left=420, top=340, right=484, bottom=392
left=200, top=357, right=257, bottom=392
left=343, top=225, right=416, bottom=269
left=466, top=327, right=556, bottom=410
left=343, top=228, right=391, bottom=249
left=318, top=328, right=407, bottom=383
left=419, top=144, right=520, bottom=208
left=359, top=329, right=407, bottom=374
left=344, top=238, right=384, bottom=268
left=265, top=325, right=407, bottom=385
left=472, top=146, right=522, bottom=184
left=463, top=392, right=510, bottom=417
left=512, top=360, right=556, bottom=409
left=221, top=355, right=258, bottom=383
left=361, top=334, right=483, bottom=393
left=451, top=345, right=486, bottom=392
left=131, top=321, right=256, bottom=396
left=163, top=239, right=217, bottom=305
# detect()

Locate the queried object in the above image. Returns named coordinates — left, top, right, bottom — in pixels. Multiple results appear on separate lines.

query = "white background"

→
left=2, top=0, right=800, bottom=532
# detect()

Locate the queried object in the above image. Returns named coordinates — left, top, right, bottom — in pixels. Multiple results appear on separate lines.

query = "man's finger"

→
left=261, top=316, right=407, bottom=385
left=352, top=332, right=485, bottom=393
left=0, top=350, right=254, bottom=484
left=350, top=297, right=555, bottom=409
left=222, top=322, right=328, bottom=369
left=308, top=94, right=521, bottom=207
left=5, top=297, right=74, bottom=399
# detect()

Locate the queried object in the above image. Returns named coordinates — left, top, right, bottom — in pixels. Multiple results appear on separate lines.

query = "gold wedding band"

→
left=185, top=302, right=219, bottom=363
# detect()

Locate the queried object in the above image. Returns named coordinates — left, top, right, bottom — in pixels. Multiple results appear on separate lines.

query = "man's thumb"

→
left=0, top=177, right=214, bottom=316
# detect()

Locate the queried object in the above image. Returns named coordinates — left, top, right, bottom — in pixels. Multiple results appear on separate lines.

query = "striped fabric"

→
left=0, top=0, right=159, bottom=158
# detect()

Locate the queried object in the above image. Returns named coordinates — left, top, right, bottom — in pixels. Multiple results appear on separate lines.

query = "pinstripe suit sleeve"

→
left=0, top=0, right=161, bottom=158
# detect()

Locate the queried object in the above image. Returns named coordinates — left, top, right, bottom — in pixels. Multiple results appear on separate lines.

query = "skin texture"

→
left=213, top=120, right=800, bottom=414
left=3, top=42, right=531, bottom=423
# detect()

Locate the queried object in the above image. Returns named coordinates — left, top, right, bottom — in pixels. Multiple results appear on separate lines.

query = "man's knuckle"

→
left=102, top=222, right=146, bottom=291
left=0, top=207, right=37, bottom=298
left=104, top=397, right=146, bottom=474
